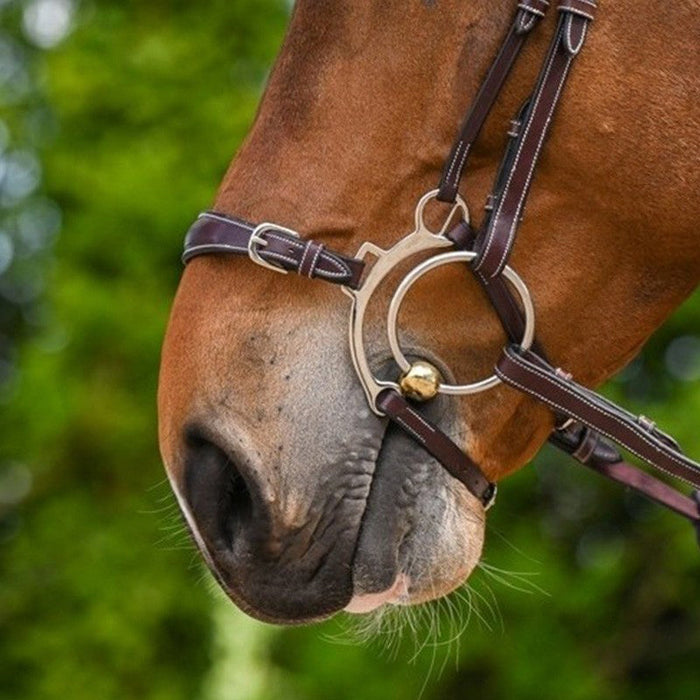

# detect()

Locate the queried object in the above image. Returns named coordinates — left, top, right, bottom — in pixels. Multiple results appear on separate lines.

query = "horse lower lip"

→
left=343, top=573, right=410, bottom=613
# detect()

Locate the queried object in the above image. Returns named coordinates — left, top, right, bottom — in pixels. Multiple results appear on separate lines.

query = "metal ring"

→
left=386, top=251, right=535, bottom=395
left=342, top=190, right=470, bottom=414
left=414, top=189, right=470, bottom=234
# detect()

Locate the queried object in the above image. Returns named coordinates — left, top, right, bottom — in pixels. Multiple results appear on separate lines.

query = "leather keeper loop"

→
left=572, top=426, right=601, bottom=463
left=517, top=0, right=550, bottom=17
left=516, top=0, right=550, bottom=33
left=557, top=0, right=596, bottom=21
left=562, top=11, right=589, bottom=55
left=507, top=118, right=522, bottom=138
left=298, top=240, right=325, bottom=278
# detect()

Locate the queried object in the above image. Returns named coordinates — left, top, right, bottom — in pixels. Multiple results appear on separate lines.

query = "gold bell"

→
left=399, top=360, right=442, bottom=401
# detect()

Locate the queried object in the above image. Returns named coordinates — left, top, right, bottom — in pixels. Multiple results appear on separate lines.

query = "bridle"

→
left=181, top=1, right=700, bottom=542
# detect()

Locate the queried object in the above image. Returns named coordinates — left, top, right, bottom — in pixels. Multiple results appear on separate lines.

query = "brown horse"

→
left=158, top=0, right=699, bottom=623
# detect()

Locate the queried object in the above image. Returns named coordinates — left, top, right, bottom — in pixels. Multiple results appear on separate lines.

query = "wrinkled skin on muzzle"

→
left=160, top=278, right=488, bottom=622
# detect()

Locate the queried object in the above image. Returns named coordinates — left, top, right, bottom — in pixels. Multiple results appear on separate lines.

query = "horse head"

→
left=158, top=0, right=699, bottom=623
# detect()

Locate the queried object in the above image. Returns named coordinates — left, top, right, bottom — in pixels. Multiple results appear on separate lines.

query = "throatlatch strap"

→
left=437, top=0, right=551, bottom=203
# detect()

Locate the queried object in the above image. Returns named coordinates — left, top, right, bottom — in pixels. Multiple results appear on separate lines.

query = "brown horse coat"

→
left=159, top=0, right=699, bottom=622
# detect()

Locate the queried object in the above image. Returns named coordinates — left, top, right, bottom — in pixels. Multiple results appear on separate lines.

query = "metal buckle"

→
left=248, top=223, right=300, bottom=274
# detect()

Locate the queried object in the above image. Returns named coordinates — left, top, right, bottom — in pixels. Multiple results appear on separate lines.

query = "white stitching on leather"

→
left=308, top=243, right=324, bottom=278
left=188, top=218, right=355, bottom=281
left=563, top=8, right=594, bottom=20
left=263, top=251, right=298, bottom=267
left=567, top=18, right=588, bottom=53
left=265, top=233, right=305, bottom=251
left=264, top=232, right=350, bottom=278
left=261, top=249, right=348, bottom=278
left=491, top=47, right=574, bottom=276
left=495, top=367, right=666, bottom=473
left=393, top=415, right=427, bottom=445
left=406, top=407, right=437, bottom=435
left=317, top=253, right=349, bottom=278
left=493, top=53, right=574, bottom=274
left=518, top=4, right=546, bottom=18
left=560, top=0, right=596, bottom=8
left=558, top=0, right=595, bottom=22
left=503, top=351, right=697, bottom=481
left=198, top=212, right=254, bottom=231
left=452, top=142, right=471, bottom=190
left=565, top=14, right=576, bottom=53
left=184, top=243, right=247, bottom=255
left=495, top=366, right=695, bottom=486
left=299, top=240, right=313, bottom=276
left=444, top=140, right=466, bottom=189
left=475, top=37, right=560, bottom=274
left=517, top=13, right=539, bottom=32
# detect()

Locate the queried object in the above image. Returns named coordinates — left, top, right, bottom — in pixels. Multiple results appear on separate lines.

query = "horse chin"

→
left=345, top=421, right=486, bottom=614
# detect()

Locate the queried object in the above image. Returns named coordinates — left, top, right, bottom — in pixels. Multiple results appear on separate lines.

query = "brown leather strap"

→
left=460, top=233, right=700, bottom=529
left=376, top=388, right=496, bottom=507
left=182, top=212, right=496, bottom=503
left=558, top=0, right=596, bottom=22
left=437, top=0, right=551, bottom=202
left=590, top=459, right=700, bottom=522
left=183, top=213, right=366, bottom=289
left=550, top=425, right=700, bottom=523
left=496, top=346, right=700, bottom=489
left=474, top=1, right=596, bottom=277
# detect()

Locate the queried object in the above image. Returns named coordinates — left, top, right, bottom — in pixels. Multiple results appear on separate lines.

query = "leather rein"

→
left=181, top=0, right=700, bottom=543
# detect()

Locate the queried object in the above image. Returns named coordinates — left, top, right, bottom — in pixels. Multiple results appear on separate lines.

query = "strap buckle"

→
left=248, top=223, right=300, bottom=274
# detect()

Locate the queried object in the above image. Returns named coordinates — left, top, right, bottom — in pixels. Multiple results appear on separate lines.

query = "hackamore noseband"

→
left=181, top=1, right=700, bottom=542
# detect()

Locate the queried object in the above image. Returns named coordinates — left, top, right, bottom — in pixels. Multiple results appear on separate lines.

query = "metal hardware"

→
left=248, top=223, right=300, bottom=274
left=342, top=190, right=469, bottom=414
left=556, top=417, right=576, bottom=432
left=387, top=251, right=535, bottom=395
left=638, top=415, right=656, bottom=432
left=399, top=360, right=443, bottom=401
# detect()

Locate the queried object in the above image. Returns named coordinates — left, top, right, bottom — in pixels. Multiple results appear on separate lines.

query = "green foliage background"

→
left=1, top=1, right=698, bottom=698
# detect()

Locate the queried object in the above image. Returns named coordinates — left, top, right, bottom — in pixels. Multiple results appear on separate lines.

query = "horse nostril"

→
left=182, top=430, right=260, bottom=553
left=177, top=427, right=357, bottom=622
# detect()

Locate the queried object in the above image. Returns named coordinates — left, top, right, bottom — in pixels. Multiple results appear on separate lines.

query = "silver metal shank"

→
left=342, top=190, right=468, bottom=414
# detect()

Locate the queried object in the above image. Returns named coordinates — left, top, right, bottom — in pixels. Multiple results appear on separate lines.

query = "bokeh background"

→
left=1, top=1, right=698, bottom=698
